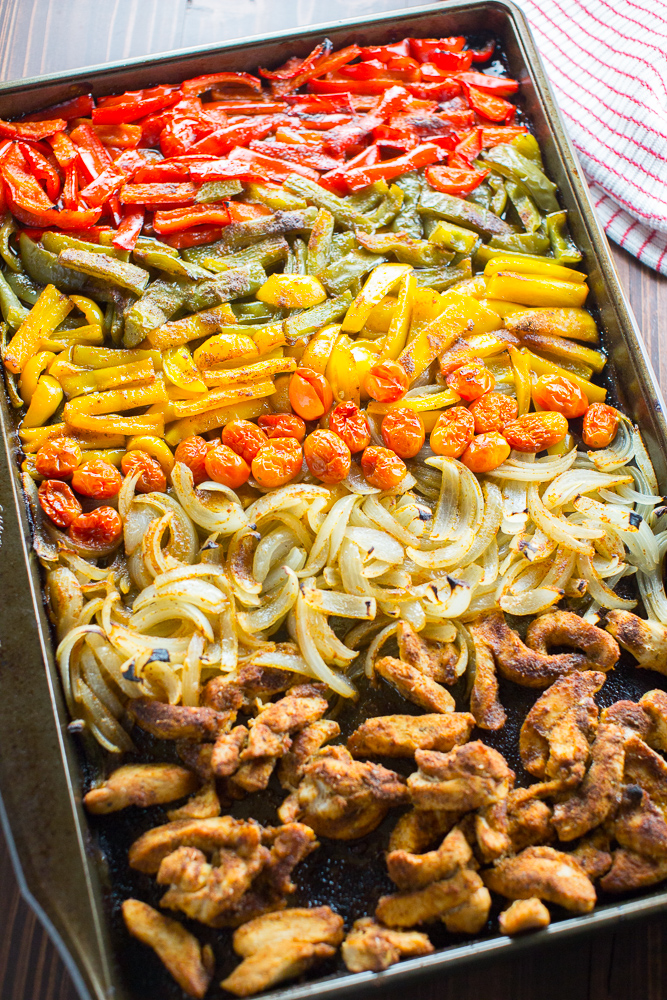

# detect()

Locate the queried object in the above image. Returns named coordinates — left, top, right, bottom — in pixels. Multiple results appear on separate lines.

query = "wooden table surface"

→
left=0, top=1, right=666, bottom=998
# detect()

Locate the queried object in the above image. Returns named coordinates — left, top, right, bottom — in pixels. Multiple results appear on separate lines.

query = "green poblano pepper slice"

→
left=57, top=249, right=150, bottom=297
left=367, top=184, right=404, bottom=228
left=19, top=234, right=112, bottom=298
left=414, top=263, right=472, bottom=291
left=199, top=236, right=289, bottom=273
left=123, top=279, right=188, bottom=347
left=232, top=302, right=280, bottom=323
left=391, top=171, right=424, bottom=239
left=344, top=181, right=387, bottom=214
left=320, top=249, right=388, bottom=296
left=0, top=270, right=28, bottom=329
left=488, top=232, right=551, bottom=254
left=481, top=144, right=559, bottom=213
left=43, top=231, right=130, bottom=262
left=512, top=133, right=544, bottom=167
left=5, top=268, right=42, bottom=305
left=419, top=188, right=515, bottom=238
left=283, top=291, right=353, bottom=342
left=505, top=179, right=542, bottom=233
left=547, top=211, right=583, bottom=264
left=488, top=175, right=508, bottom=217
left=307, top=208, right=334, bottom=277
left=466, top=182, right=492, bottom=211
left=0, top=214, right=21, bottom=273
left=284, top=174, right=375, bottom=232
left=132, top=248, right=214, bottom=281
left=184, top=264, right=267, bottom=313
left=217, top=208, right=318, bottom=251
left=195, top=180, right=243, bottom=204
left=243, top=182, right=306, bottom=211
left=356, top=232, right=452, bottom=268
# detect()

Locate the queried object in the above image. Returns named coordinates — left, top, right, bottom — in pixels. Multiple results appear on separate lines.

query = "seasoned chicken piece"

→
left=600, top=848, right=667, bottom=893
left=470, top=610, right=617, bottom=688
left=389, top=809, right=460, bottom=854
left=475, top=800, right=511, bottom=862
left=347, top=713, right=475, bottom=759
left=178, top=742, right=214, bottom=782
left=569, top=830, right=612, bottom=881
left=519, top=671, right=604, bottom=785
left=157, top=843, right=267, bottom=926
left=468, top=624, right=506, bottom=731
left=204, top=653, right=308, bottom=712
left=341, top=918, right=434, bottom=972
left=376, top=868, right=484, bottom=927
left=84, top=764, right=198, bottom=814
left=639, top=689, right=667, bottom=751
left=624, top=733, right=667, bottom=812
left=605, top=611, right=667, bottom=674
left=612, top=785, right=667, bottom=858
left=441, top=886, right=491, bottom=934
left=397, top=621, right=460, bottom=685
left=212, top=726, right=248, bottom=778
left=129, top=816, right=264, bottom=874
left=128, top=697, right=230, bottom=741
left=278, top=745, right=408, bottom=839
left=256, top=823, right=319, bottom=900
left=552, top=723, right=625, bottom=841
left=526, top=611, right=619, bottom=668
left=122, top=898, right=214, bottom=999
left=168, top=782, right=221, bottom=822
left=376, top=656, right=455, bottom=713
left=408, top=743, right=514, bottom=813
left=600, top=700, right=651, bottom=741
left=242, top=684, right=328, bottom=762
left=222, top=906, right=343, bottom=997
left=507, top=784, right=557, bottom=852
left=387, top=826, right=472, bottom=890
left=483, top=845, right=596, bottom=913
left=279, top=720, right=340, bottom=791
left=231, top=759, right=277, bottom=795
left=498, top=898, right=550, bottom=936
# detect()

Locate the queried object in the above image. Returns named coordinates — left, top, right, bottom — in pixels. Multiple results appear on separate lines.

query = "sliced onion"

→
left=364, top=622, right=398, bottom=678
left=238, top=566, right=299, bottom=633
left=136, top=493, right=198, bottom=564
left=117, top=470, right=140, bottom=521
left=500, top=587, right=563, bottom=615
left=302, top=586, right=376, bottom=620
left=253, top=526, right=295, bottom=584
left=245, top=483, right=331, bottom=525
left=488, top=448, right=578, bottom=481
left=634, top=429, right=660, bottom=495
left=542, top=470, right=633, bottom=509
left=421, top=621, right=457, bottom=643
left=588, top=415, right=634, bottom=470
left=129, top=599, right=215, bottom=641
left=142, top=578, right=227, bottom=614
left=528, top=483, right=597, bottom=554
left=171, top=461, right=248, bottom=534
left=306, top=604, right=359, bottom=666
left=363, top=495, right=424, bottom=548
left=124, top=501, right=158, bottom=556
left=294, top=592, right=356, bottom=696
left=301, top=494, right=357, bottom=577
left=346, top=526, right=404, bottom=565
left=343, top=463, right=381, bottom=495
left=428, top=458, right=460, bottom=543
left=577, top=553, right=637, bottom=609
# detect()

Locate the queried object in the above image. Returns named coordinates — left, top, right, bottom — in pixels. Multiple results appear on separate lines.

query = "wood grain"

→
left=0, top=1, right=665, bottom=998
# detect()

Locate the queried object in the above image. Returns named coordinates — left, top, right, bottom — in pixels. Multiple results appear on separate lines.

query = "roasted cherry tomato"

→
left=446, top=362, right=495, bottom=401
left=439, top=347, right=482, bottom=379
left=303, top=429, right=351, bottom=484
left=38, top=479, right=82, bottom=528
left=468, top=392, right=518, bottom=433
left=532, top=374, right=588, bottom=419
left=68, top=506, right=122, bottom=548
left=258, top=412, right=307, bottom=442
left=329, top=400, right=371, bottom=453
left=430, top=406, right=475, bottom=457
left=34, top=437, right=82, bottom=478
left=360, top=445, right=407, bottom=490
left=288, top=368, right=333, bottom=420
left=121, top=450, right=167, bottom=492
left=460, top=432, right=511, bottom=473
left=582, top=402, right=619, bottom=448
left=174, top=435, right=211, bottom=485
left=222, top=419, right=269, bottom=464
left=71, top=460, right=122, bottom=499
left=381, top=407, right=425, bottom=459
left=365, top=360, right=409, bottom=404
left=204, top=444, right=251, bottom=489
left=503, top=411, right=569, bottom=452
left=252, top=438, right=303, bottom=488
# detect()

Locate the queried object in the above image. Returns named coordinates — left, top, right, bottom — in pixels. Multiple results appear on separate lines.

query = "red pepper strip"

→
left=469, top=39, right=496, bottom=63
left=93, top=86, right=182, bottom=125
left=425, top=164, right=488, bottom=195
left=341, top=61, right=420, bottom=83
left=227, top=147, right=320, bottom=183
left=323, top=115, right=382, bottom=157
left=112, top=208, right=145, bottom=250
left=106, top=194, right=123, bottom=227
left=428, top=134, right=460, bottom=152
left=92, top=122, right=142, bottom=149
left=188, top=116, right=286, bottom=156
left=389, top=111, right=457, bottom=138
left=248, top=140, right=341, bottom=172
left=189, top=159, right=268, bottom=184
left=160, top=115, right=220, bottom=159
left=288, top=112, right=354, bottom=130
left=113, top=149, right=159, bottom=178
left=464, top=84, right=516, bottom=123
left=455, top=71, right=519, bottom=96
left=21, top=94, right=94, bottom=123
left=480, top=125, right=528, bottom=147
left=70, top=123, right=115, bottom=179
left=0, top=143, right=54, bottom=211
left=160, top=225, right=226, bottom=249
left=343, top=142, right=447, bottom=192
left=228, top=203, right=272, bottom=222
left=49, top=131, right=79, bottom=167
left=182, top=72, right=261, bottom=96
left=306, top=44, right=361, bottom=80
left=373, top=124, right=419, bottom=153
left=119, top=182, right=198, bottom=207
left=406, top=80, right=462, bottom=101
left=449, top=128, right=482, bottom=167
left=62, top=164, right=79, bottom=210
left=10, top=203, right=102, bottom=229
left=133, top=156, right=218, bottom=183
left=409, top=37, right=466, bottom=62
left=205, top=101, right=287, bottom=115
left=435, top=108, right=475, bottom=129
left=308, top=77, right=399, bottom=95
left=79, top=165, right=126, bottom=207
left=430, top=49, right=474, bottom=72
left=319, top=144, right=381, bottom=194
left=283, top=93, right=354, bottom=113
left=19, top=143, right=61, bottom=202
left=359, top=40, right=411, bottom=61
left=260, top=39, right=333, bottom=81
left=0, top=118, right=67, bottom=140
left=153, top=203, right=231, bottom=234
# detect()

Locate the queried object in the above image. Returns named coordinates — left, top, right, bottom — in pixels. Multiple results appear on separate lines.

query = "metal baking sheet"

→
left=1, top=3, right=666, bottom=1000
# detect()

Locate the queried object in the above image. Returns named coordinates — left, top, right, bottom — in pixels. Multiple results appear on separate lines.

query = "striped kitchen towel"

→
left=517, top=0, right=667, bottom=275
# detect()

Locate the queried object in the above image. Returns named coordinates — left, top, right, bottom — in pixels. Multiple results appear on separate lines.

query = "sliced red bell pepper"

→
left=425, top=163, right=488, bottom=195
left=305, top=44, right=361, bottom=80
left=113, top=149, right=160, bottom=179
left=153, top=203, right=231, bottom=234
left=248, top=140, right=341, bottom=172
left=205, top=100, right=288, bottom=115
left=182, top=72, right=261, bottom=96
left=373, top=124, right=419, bottom=153
left=93, top=85, right=181, bottom=125
left=119, top=182, right=198, bottom=207
left=340, top=61, right=419, bottom=83
left=62, top=164, right=79, bottom=210
left=137, top=98, right=202, bottom=148
left=335, top=142, right=446, bottom=192
left=227, top=147, right=320, bottom=183
left=283, top=93, right=354, bottom=114
left=359, top=40, right=411, bottom=61
left=260, top=40, right=333, bottom=81
left=0, top=118, right=67, bottom=140
left=10, top=203, right=102, bottom=229
left=189, top=158, right=268, bottom=184
left=0, top=143, right=54, bottom=212
left=455, top=71, right=519, bottom=96
left=106, top=194, right=123, bottom=227
left=430, top=49, right=474, bottom=72
left=318, top=144, right=381, bottom=194
left=479, top=124, right=528, bottom=147
left=159, top=114, right=219, bottom=159
left=21, top=94, right=94, bottom=123
left=406, top=80, right=461, bottom=101
left=48, top=131, right=79, bottom=167
left=160, top=225, right=226, bottom=249
left=112, top=208, right=145, bottom=250
left=79, top=165, right=126, bottom=207
left=449, top=127, right=482, bottom=167
left=409, top=37, right=465, bottom=62
left=189, top=116, right=284, bottom=156
left=469, top=39, right=496, bottom=63
left=323, top=113, right=382, bottom=156
left=464, top=84, right=516, bottom=123
left=288, top=112, right=354, bottom=130
left=228, top=202, right=272, bottom=222
left=132, top=156, right=216, bottom=184
left=70, top=122, right=116, bottom=179
left=308, top=76, right=402, bottom=96
left=436, top=107, right=476, bottom=130
left=92, top=122, right=142, bottom=149
left=19, top=143, right=61, bottom=202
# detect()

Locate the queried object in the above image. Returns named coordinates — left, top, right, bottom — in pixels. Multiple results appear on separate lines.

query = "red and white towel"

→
left=517, top=0, right=667, bottom=274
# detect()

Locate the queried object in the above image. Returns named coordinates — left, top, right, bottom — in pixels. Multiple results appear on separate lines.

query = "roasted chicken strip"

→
left=441, top=886, right=491, bottom=934
left=612, top=785, right=667, bottom=858
left=468, top=626, right=506, bottom=731
left=341, top=918, right=434, bottom=973
left=605, top=611, right=667, bottom=675
left=388, top=809, right=460, bottom=854
left=122, top=899, right=214, bottom=999
left=397, top=621, right=460, bottom=685
left=347, top=713, right=475, bottom=759
left=386, top=826, right=472, bottom=891
left=507, top=784, right=557, bottom=852
left=279, top=720, right=341, bottom=791
left=408, top=743, right=514, bottom=813
left=157, top=844, right=268, bottom=927
left=569, top=829, right=612, bottom=881
left=483, top=846, right=596, bottom=913
left=639, top=689, right=667, bottom=751
left=376, top=656, right=455, bottom=713
left=128, top=697, right=230, bottom=741
left=376, top=868, right=484, bottom=927
left=600, top=700, right=652, bottom=741
left=552, top=723, right=625, bottom=841
left=84, top=764, right=198, bottom=814
left=498, top=898, right=550, bottom=936
left=167, top=782, right=221, bottom=822
left=600, top=848, right=667, bottom=893
left=203, top=653, right=308, bottom=712
left=129, top=816, right=264, bottom=874
left=526, top=611, right=619, bottom=667
left=241, top=684, right=328, bottom=762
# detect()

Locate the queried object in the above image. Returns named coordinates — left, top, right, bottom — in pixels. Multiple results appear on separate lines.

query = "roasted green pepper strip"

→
left=420, top=187, right=515, bottom=238
left=232, top=302, right=279, bottom=323
left=488, top=232, right=551, bottom=254
left=132, top=248, right=213, bottom=280
left=512, top=133, right=544, bottom=166
left=5, top=268, right=42, bottom=305
left=344, top=181, right=387, bottom=214
left=20, top=234, right=99, bottom=296
left=123, top=279, right=187, bottom=347
left=488, top=175, right=507, bottom=217
left=184, top=264, right=267, bottom=312
left=414, top=262, right=473, bottom=291
left=283, top=291, right=353, bottom=342
left=505, top=179, right=542, bottom=232
left=547, top=211, right=583, bottom=264
left=196, top=180, right=243, bottom=204
left=0, top=270, right=28, bottom=329
left=198, top=236, right=289, bottom=273
left=391, top=172, right=423, bottom=238
left=43, top=231, right=129, bottom=262
left=217, top=208, right=318, bottom=251
left=284, top=175, right=375, bottom=232
left=481, top=144, right=559, bottom=213
left=243, top=182, right=306, bottom=211
left=132, top=236, right=179, bottom=257
left=466, top=182, right=492, bottom=211
left=367, top=184, right=404, bottom=227
left=307, top=208, right=334, bottom=276
left=320, top=248, right=387, bottom=295
left=0, top=214, right=21, bottom=273
left=57, top=249, right=150, bottom=297
left=329, top=232, right=356, bottom=262
left=284, top=238, right=308, bottom=276
left=428, top=219, right=480, bottom=255
left=356, top=231, right=453, bottom=268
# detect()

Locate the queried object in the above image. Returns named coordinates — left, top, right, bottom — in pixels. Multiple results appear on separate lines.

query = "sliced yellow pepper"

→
left=524, top=349, right=606, bottom=403
left=19, top=350, right=56, bottom=404
left=548, top=432, right=575, bottom=457
left=479, top=298, right=530, bottom=319
left=367, top=389, right=460, bottom=416
left=341, top=263, right=412, bottom=333
left=410, top=287, right=448, bottom=335
left=484, top=256, right=587, bottom=283
left=20, top=426, right=126, bottom=452
left=447, top=275, right=487, bottom=299
left=253, top=322, right=287, bottom=356
left=398, top=296, right=484, bottom=382
left=64, top=382, right=168, bottom=432
left=165, top=398, right=271, bottom=446
left=48, top=355, right=84, bottom=380
left=463, top=332, right=518, bottom=357
left=126, top=435, right=175, bottom=474
left=350, top=339, right=381, bottom=401
left=519, top=332, right=606, bottom=373
left=508, top=346, right=531, bottom=416
left=485, top=272, right=589, bottom=308
left=193, top=331, right=258, bottom=369
left=23, top=374, right=63, bottom=427
left=71, top=345, right=163, bottom=370
left=60, top=359, right=156, bottom=399
left=365, top=296, right=398, bottom=333
left=4, top=284, right=73, bottom=374
left=505, top=307, right=599, bottom=344
left=147, top=303, right=235, bottom=350
left=69, top=295, right=105, bottom=326
left=381, top=272, right=415, bottom=361
left=256, top=273, right=326, bottom=309
left=40, top=324, right=106, bottom=352
left=326, top=335, right=360, bottom=406
left=168, top=380, right=275, bottom=422
left=163, top=346, right=207, bottom=396
left=201, top=357, right=296, bottom=388
left=300, top=325, right=341, bottom=374
left=79, top=449, right=126, bottom=468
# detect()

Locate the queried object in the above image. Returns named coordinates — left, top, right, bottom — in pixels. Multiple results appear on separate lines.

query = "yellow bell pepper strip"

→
left=19, top=350, right=56, bottom=404
left=409, top=287, right=449, bottom=334
left=428, top=219, right=480, bottom=254
left=381, top=271, right=415, bottom=360
left=367, top=388, right=460, bottom=416
left=19, top=425, right=126, bottom=452
left=253, top=322, right=287, bottom=355
left=201, top=357, right=296, bottom=387
left=300, top=325, right=342, bottom=374
left=78, top=448, right=126, bottom=468
left=165, top=398, right=271, bottom=446
left=4, top=284, right=73, bottom=374
left=159, top=380, right=275, bottom=424
left=341, top=264, right=412, bottom=333
left=350, top=339, right=382, bottom=400
left=71, top=345, right=163, bottom=370
left=69, top=294, right=105, bottom=326
left=547, top=432, right=575, bottom=457
left=478, top=298, right=530, bottom=320
left=365, top=296, right=397, bottom=333
left=463, top=331, right=520, bottom=357
left=57, top=249, right=150, bottom=297
left=448, top=276, right=487, bottom=299
left=307, top=208, right=335, bottom=276
left=524, top=349, right=606, bottom=403
left=22, top=374, right=63, bottom=427
left=485, top=272, right=589, bottom=308
left=40, top=323, right=106, bottom=351
left=484, top=255, right=587, bottom=284
left=162, top=347, right=207, bottom=396
left=398, top=295, right=486, bottom=381
left=64, top=381, right=168, bottom=435
left=518, top=331, right=606, bottom=373
left=508, top=346, right=532, bottom=415
left=60, top=358, right=156, bottom=398
left=126, top=435, right=175, bottom=474
left=193, top=331, right=259, bottom=368
left=505, top=307, right=599, bottom=344
left=146, top=303, right=236, bottom=350
left=256, top=274, right=327, bottom=308
left=326, top=335, right=360, bottom=406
